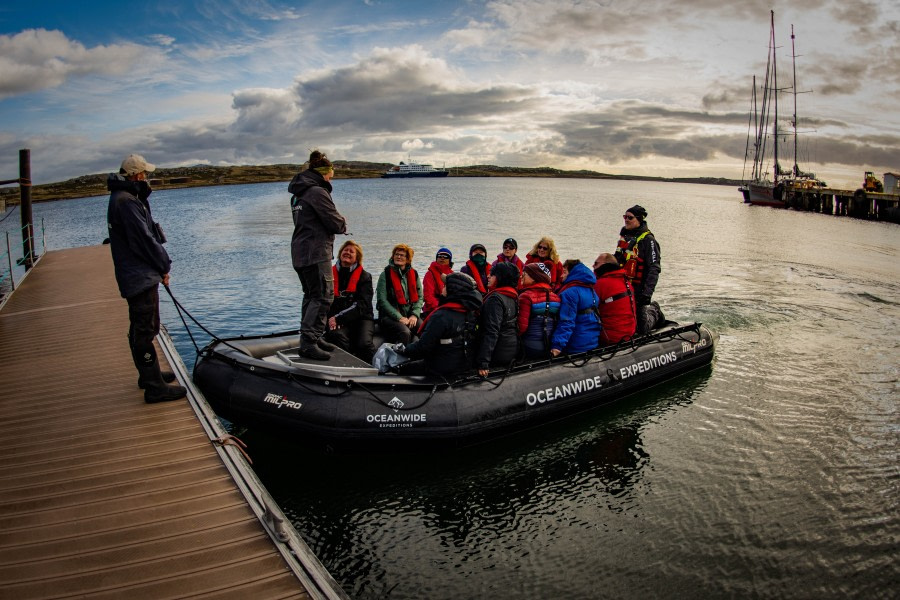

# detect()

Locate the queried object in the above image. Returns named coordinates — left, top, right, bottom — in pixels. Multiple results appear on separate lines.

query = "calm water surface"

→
left=7, top=178, right=898, bottom=598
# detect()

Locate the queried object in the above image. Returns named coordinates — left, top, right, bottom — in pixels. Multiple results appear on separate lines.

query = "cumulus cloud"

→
left=0, top=29, right=157, bottom=100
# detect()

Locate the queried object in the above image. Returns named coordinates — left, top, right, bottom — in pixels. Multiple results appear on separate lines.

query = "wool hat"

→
left=469, top=243, right=487, bottom=257
left=490, top=261, right=520, bottom=288
left=626, top=205, right=648, bottom=222
left=503, top=237, right=517, bottom=249
left=445, top=272, right=476, bottom=295
left=120, top=154, right=155, bottom=176
left=523, top=262, right=551, bottom=284
left=436, top=247, right=452, bottom=259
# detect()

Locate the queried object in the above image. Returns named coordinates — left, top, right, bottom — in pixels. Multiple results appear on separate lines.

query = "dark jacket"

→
left=614, top=223, right=661, bottom=304
left=476, top=288, right=519, bottom=370
left=288, top=169, right=347, bottom=268
left=329, top=264, right=374, bottom=325
left=551, top=262, right=601, bottom=354
left=106, top=174, right=171, bottom=299
left=402, top=287, right=482, bottom=377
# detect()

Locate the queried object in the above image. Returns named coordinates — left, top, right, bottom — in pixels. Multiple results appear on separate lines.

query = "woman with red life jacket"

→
left=421, top=247, right=454, bottom=321
left=460, top=243, right=490, bottom=297
left=324, top=240, right=376, bottom=362
left=395, top=272, right=482, bottom=377
left=592, top=252, right=636, bottom=345
left=550, top=259, right=601, bottom=356
left=476, top=262, right=521, bottom=376
left=614, top=204, right=662, bottom=333
left=517, top=262, right=561, bottom=358
left=525, top=236, right=564, bottom=288
left=490, top=237, right=525, bottom=278
left=376, top=243, right=424, bottom=344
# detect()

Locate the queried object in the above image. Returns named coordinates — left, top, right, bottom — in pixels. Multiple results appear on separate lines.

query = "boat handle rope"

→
left=163, top=284, right=248, bottom=358
left=351, top=379, right=441, bottom=411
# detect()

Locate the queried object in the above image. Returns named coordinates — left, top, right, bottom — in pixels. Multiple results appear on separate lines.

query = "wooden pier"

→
left=0, top=245, right=347, bottom=599
left=782, top=183, right=900, bottom=222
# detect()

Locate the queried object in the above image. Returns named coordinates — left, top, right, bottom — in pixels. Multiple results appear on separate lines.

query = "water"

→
left=5, top=178, right=898, bottom=598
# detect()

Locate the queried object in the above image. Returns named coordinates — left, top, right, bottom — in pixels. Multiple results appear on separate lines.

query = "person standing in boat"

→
left=614, top=205, right=662, bottom=334
left=491, top=238, right=525, bottom=279
left=288, top=150, right=348, bottom=361
left=517, top=262, right=561, bottom=358
left=376, top=244, right=424, bottom=344
left=421, top=247, right=454, bottom=321
left=592, top=253, right=636, bottom=345
left=460, top=243, right=490, bottom=297
left=550, top=259, right=601, bottom=356
left=395, top=272, right=482, bottom=377
left=475, top=262, right=520, bottom=377
left=324, top=240, right=376, bottom=362
left=525, top=236, right=564, bottom=288
left=106, top=153, right=187, bottom=403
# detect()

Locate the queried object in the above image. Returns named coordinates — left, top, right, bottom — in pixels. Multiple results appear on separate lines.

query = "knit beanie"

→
left=469, top=243, right=487, bottom=257
left=445, top=272, right=476, bottom=296
left=626, top=204, right=648, bottom=222
left=523, top=262, right=551, bottom=285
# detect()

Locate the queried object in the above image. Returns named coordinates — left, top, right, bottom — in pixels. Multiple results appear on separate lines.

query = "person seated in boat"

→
left=614, top=204, right=662, bottom=334
left=550, top=259, right=601, bottom=357
left=394, top=272, right=482, bottom=378
left=460, top=243, right=490, bottom=297
left=592, top=253, right=636, bottom=346
left=517, top=262, right=561, bottom=359
left=491, top=237, right=524, bottom=278
left=376, top=244, right=423, bottom=344
left=324, top=240, right=377, bottom=362
left=421, top=247, right=454, bottom=321
left=525, top=236, right=564, bottom=288
left=475, top=262, right=520, bottom=376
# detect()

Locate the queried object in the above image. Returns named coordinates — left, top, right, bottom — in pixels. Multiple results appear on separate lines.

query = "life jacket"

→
left=426, top=262, right=451, bottom=295
left=466, top=259, right=489, bottom=294
left=333, top=264, right=363, bottom=297
left=416, top=301, right=475, bottom=350
left=521, top=286, right=560, bottom=356
left=386, top=265, right=419, bottom=306
left=618, top=230, right=651, bottom=282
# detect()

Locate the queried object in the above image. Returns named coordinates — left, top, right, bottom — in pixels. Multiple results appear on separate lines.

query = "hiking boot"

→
left=144, top=381, right=187, bottom=403
left=138, top=369, right=176, bottom=389
left=317, top=337, right=337, bottom=352
left=299, top=344, right=332, bottom=361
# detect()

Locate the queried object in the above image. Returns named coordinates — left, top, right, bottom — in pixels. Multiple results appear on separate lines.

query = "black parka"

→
left=288, top=169, right=347, bottom=268
left=475, top=289, right=519, bottom=370
left=403, top=287, right=482, bottom=377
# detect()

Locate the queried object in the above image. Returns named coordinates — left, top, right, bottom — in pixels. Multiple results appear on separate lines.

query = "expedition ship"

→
left=382, top=160, right=449, bottom=178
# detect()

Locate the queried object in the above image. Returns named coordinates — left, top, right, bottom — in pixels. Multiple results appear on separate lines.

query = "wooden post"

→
left=19, top=148, right=34, bottom=269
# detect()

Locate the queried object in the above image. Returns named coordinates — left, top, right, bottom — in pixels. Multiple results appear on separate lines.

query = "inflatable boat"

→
left=192, top=322, right=716, bottom=450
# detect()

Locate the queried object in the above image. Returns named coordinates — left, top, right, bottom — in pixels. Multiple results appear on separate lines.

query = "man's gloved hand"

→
left=392, top=343, right=406, bottom=354
left=636, top=295, right=651, bottom=307
left=136, top=179, right=152, bottom=201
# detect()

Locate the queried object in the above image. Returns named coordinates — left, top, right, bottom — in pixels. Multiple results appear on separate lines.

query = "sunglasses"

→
left=503, top=244, right=516, bottom=250
left=537, top=245, right=549, bottom=250
left=623, top=215, right=636, bottom=220
left=436, top=254, right=450, bottom=260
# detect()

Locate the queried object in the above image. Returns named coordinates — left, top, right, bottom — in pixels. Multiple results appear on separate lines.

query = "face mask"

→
left=472, top=254, right=487, bottom=266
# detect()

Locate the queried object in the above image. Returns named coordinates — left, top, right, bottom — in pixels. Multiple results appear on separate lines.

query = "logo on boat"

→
left=262, top=392, right=302, bottom=410
left=618, top=351, right=678, bottom=379
left=681, top=339, right=708, bottom=354
left=526, top=374, right=605, bottom=407
left=366, top=397, right=427, bottom=428
left=388, top=397, right=404, bottom=411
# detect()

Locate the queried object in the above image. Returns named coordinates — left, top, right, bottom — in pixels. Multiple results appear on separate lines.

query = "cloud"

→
left=0, top=29, right=158, bottom=100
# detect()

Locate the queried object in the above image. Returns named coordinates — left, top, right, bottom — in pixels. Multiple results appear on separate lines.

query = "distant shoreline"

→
left=1, top=161, right=742, bottom=203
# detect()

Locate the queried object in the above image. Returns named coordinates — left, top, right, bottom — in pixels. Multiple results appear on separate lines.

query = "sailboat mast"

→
left=791, top=24, right=799, bottom=177
left=770, top=10, right=778, bottom=185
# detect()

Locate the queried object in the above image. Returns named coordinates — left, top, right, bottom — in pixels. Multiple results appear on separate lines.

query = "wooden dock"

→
left=0, top=245, right=347, bottom=600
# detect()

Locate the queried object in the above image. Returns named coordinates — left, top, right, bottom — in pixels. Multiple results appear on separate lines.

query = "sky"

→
left=0, top=0, right=898, bottom=187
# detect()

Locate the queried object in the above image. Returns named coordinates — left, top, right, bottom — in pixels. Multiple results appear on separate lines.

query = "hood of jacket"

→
left=288, top=168, right=332, bottom=196
left=447, top=286, right=483, bottom=312
left=564, top=262, right=597, bottom=286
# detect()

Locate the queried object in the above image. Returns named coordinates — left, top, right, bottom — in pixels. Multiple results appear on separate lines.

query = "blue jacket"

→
left=551, top=262, right=600, bottom=353
left=106, top=175, right=171, bottom=298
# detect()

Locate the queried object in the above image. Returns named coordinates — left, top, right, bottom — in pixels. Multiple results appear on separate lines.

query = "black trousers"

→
left=127, top=285, right=161, bottom=368
left=379, top=317, right=418, bottom=345
left=295, top=261, right=334, bottom=344
left=325, top=319, right=377, bottom=362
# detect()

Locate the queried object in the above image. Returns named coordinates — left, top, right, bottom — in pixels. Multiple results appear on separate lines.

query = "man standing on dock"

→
left=107, top=153, right=187, bottom=403
left=288, top=150, right=348, bottom=360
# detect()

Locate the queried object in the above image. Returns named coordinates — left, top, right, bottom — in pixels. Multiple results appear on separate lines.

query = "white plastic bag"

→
left=371, top=342, right=410, bottom=374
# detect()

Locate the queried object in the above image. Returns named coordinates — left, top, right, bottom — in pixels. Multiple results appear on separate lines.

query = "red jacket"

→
left=594, top=266, right=636, bottom=344
left=517, top=282, right=561, bottom=335
left=422, top=261, right=454, bottom=319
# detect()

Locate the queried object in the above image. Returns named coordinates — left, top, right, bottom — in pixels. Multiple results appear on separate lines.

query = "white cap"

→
left=120, top=153, right=156, bottom=176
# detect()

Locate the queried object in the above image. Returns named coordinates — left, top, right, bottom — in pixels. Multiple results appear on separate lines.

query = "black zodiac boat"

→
left=192, top=322, right=716, bottom=450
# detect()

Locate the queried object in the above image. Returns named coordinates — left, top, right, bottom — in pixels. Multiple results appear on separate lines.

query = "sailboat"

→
left=739, top=12, right=824, bottom=206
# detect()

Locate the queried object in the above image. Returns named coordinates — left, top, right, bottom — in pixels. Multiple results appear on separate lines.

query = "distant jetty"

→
left=1, top=161, right=742, bottom=203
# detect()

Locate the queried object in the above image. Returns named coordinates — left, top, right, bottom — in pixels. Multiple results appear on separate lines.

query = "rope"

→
left=163, top=284, right=247, bottom=357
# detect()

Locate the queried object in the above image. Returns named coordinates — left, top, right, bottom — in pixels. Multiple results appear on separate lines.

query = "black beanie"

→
left=445, top=272, right=476, bottom=296
left=626, top=205, right=647, bottom=222
left=490, top=261, right=520, bottom=288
